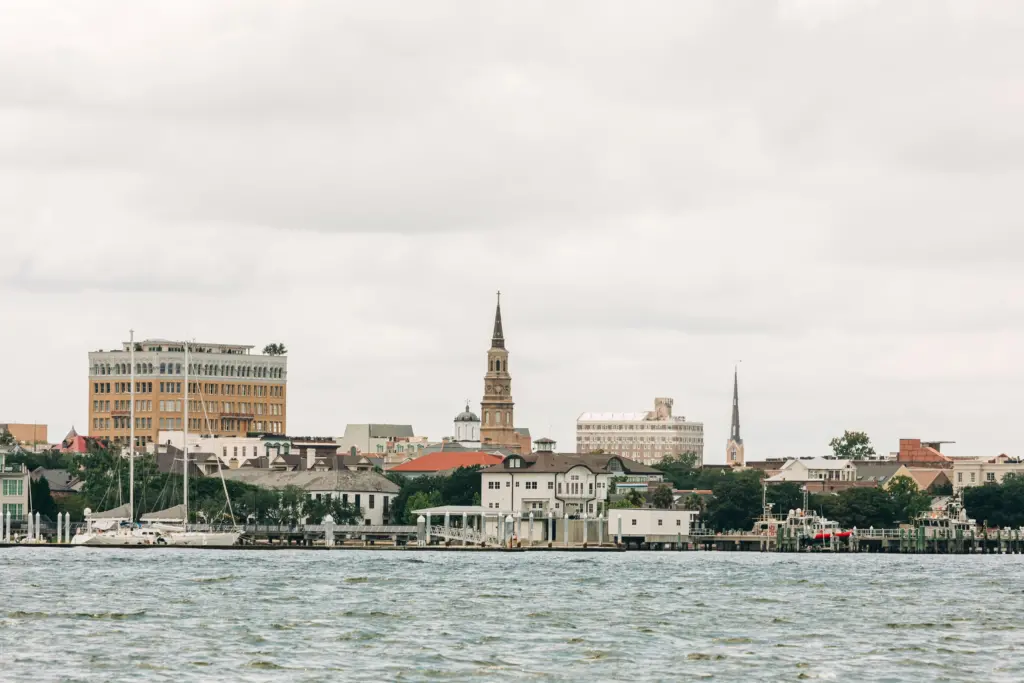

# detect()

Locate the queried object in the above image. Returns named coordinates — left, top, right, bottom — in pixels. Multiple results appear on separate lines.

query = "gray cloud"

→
left=0, top=1, right=1022, bottom=460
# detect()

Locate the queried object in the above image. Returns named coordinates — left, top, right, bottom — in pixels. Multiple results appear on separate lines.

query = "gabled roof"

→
left=391, top=451, right=503, bottom=473
left=30, top=468, right=82, bottom=493
left=220, top=468, right=399, bottom=493
left=853, top=461, right=902, bottom=483
left=481, top=452, right=662, bottom=476
left=781, top=457, right=854, bottom=471
left=367, top=424, right=414, bottom=439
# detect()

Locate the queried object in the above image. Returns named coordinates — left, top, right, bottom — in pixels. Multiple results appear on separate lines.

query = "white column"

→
left=617, top=514, right=623, bottom=545
left=548, top=509, right=554, bottom=543
left=563, top=513, right=569, bottom=548
left=425, top=514, right=431, bottom=544
left=65, top=512, right=72, bottom=543
left=56, top=513, right=62, bottom=545
left=444, top=511, right=450, bottom=541
left=582, top=512, right=589, bottom=545
left=528, top=511, right=534, bottom=546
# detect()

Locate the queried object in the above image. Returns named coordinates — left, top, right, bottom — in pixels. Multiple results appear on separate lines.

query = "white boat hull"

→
left=165, top=531, right=241, bottom=546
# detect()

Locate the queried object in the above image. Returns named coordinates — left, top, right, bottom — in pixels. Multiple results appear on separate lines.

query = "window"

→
left=383, top=497, right=389, bottom=515
left=505, top=481, right=510, bottom=488
left=657, top=519, right=663, bottom=526
left=676, top=519, right=681, bottom=526
left=589, top=483, right=594, bottom=494
left=957, top=472, right=962, bottom=482
left=355, top=494, right=361, bottom=509
left=515, top=481, right=519, bottom=487
left=588, top=504, right=593, bottom=513
left=558, top=483, right=562, bottom=493
left=987, top=472, right=996, bottom=482
left=369, top=495, right=375, bottom=509
left=548, top=481, right=554, bottom=490
left=631, top=519, right=637, bottom=526
left=971, top=473, right=976, bottom=483
left=342, top=494, right=349, bottom=505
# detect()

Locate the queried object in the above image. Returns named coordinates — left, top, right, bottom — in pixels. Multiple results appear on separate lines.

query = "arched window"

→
left=484, top=411, right=490, bottom=425
left=506, top=411, right=511, bottom=426
left=160, top=363, right=166, bottom=374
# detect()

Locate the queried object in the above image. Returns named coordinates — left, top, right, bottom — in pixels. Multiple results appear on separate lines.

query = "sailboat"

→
left=73, top=334, right=241, bottom=546
left=154, top=340, right=241, bottom=546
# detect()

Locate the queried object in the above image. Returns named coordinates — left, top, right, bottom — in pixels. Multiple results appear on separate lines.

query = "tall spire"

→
left=491, top=290, right=504, bottom=348
left=730, top=366, right=742, bottom=444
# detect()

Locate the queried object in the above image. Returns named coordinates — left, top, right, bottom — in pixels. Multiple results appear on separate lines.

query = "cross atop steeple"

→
left=491, top=290, right=504, bottom=348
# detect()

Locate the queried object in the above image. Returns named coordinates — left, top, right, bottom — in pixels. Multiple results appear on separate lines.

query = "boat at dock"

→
left=72, top=334, right=241, bottom=547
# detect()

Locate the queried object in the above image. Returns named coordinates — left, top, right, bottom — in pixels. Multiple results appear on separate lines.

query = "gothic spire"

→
left=730, top=366, right=742, bottom=444
left=491, top=290, right=504, bottom=348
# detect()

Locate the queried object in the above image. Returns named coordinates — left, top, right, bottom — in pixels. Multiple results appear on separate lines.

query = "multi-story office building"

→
left=576, top=397, right=704, bottom=466
left=88, top=339, right=287, bottom=447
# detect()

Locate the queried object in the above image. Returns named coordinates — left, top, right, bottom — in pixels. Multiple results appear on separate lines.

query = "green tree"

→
left=610, top=488, right=646, bottom=509
left=682, top=493, right=706, bottom=512
left=887, top=475, right=932, bottom=523
left=766, top=482, right=804, bottom=516
left=262, top=343, right=288, bottom=356
left=406, top=490, right=443, bottom=518
left=652, top=484, right=674, bottom=509
left=0, top=428, right=14, bottom=447
left=829, top=430, right=876, bottom=459
left=56, top=494, right=87, bottom=522
left=929, top=480, right=953, bottom=496
left=964, top=474, right=1024, bottom=528
left=705, top=470, right=763, bottom=531
left=819, top=488, right=897, bottom=528
left=30, top=475, right=59, bottom=521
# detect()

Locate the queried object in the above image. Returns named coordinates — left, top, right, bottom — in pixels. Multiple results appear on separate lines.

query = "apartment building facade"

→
left=576, top=397, right=705, bottom=466
left=0, top=456, right=29, bottom=521
left=88, top=339, right=287, bottom=447
left=952, top=455, right=1024, bottom=493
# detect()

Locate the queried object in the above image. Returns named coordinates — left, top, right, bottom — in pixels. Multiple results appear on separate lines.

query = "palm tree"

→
left=262, top=343, right=288, bottom=356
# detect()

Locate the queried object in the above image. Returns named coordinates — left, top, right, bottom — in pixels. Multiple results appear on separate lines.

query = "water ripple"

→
left=2, top=549, right=1024, bottom=682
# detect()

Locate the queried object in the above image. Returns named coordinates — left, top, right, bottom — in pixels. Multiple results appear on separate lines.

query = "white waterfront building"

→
left=576, top=397, right=705, bottom=466
left=766, top=457, right=856, bottom=484
left=479, top=442, right=664, bottom=518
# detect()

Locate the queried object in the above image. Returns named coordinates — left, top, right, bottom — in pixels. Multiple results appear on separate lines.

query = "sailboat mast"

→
left=183, top=341, right=189, bottom=523
left=129, top=329, right=135, bottom=523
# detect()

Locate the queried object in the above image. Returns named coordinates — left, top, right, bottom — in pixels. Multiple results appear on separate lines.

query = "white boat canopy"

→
left=140, top=504, right=186, bottom=523
left=87, top=503, right=132, bottom=520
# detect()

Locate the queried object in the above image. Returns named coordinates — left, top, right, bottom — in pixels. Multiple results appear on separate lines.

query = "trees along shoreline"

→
left=653, top=453, right=949, bottom=532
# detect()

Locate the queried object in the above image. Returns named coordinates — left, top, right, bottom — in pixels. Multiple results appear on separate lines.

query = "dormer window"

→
left=506, top=457, right=522, bottom=469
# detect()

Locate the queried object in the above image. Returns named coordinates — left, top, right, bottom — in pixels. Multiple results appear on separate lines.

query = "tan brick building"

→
left=88, top=339, right=287, bottom=447
left=0, top=423, right=48, bottom=446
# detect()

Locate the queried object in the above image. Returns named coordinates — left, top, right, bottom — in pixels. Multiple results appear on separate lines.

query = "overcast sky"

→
left=1, top=1, right=1021, bottom=462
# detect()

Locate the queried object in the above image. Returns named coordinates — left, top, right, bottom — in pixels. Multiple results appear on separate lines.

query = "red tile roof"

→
left=61, top=435, right=91, bottom=454
left=390, top=451, right=503, bottom=473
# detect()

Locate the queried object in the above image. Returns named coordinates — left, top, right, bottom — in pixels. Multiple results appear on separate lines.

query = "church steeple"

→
left=491, top=291, right=504, bottom=349
left=726, top=365, right=745, bottom=467
left=481, top=291, right=517, bottom=450
left=731, top=366, right=742, bottom=444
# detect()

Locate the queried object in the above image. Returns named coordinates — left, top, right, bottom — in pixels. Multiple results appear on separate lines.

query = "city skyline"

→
left=1, top=4, right=1021, bottom=462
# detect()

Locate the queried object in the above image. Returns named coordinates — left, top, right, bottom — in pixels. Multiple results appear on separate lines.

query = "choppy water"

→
left=1, top=549, right=1022, bottom=682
